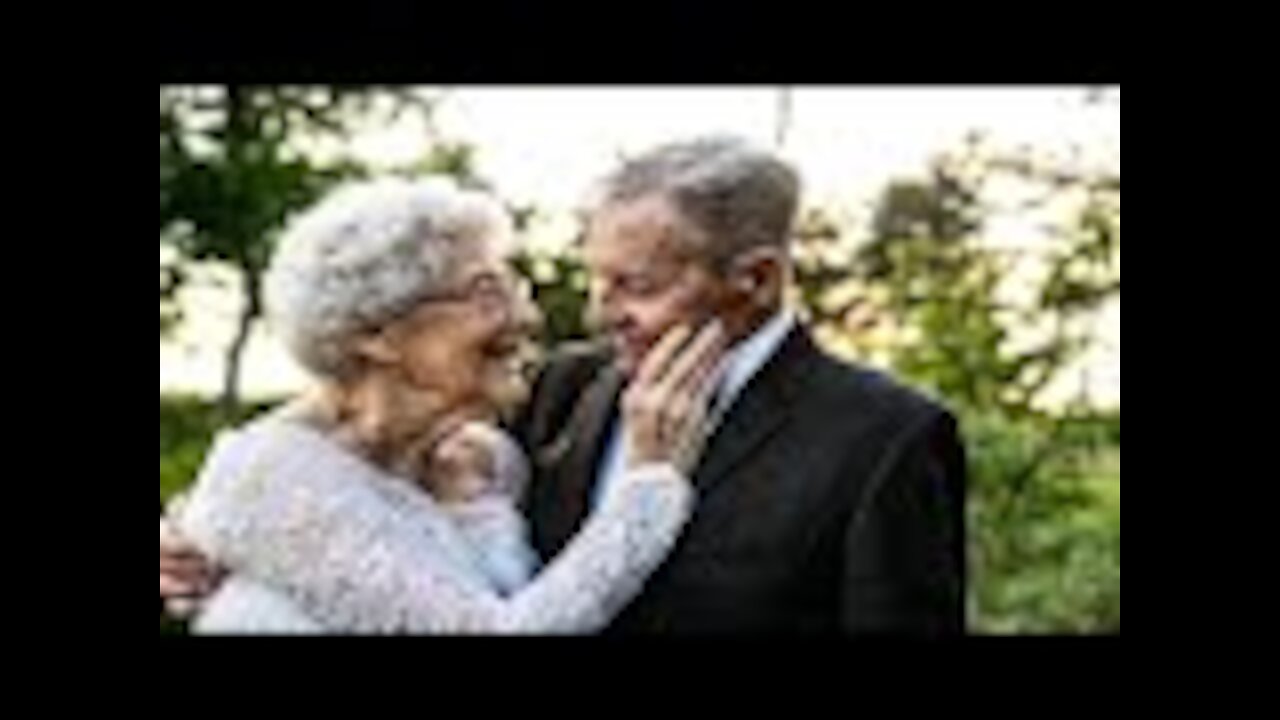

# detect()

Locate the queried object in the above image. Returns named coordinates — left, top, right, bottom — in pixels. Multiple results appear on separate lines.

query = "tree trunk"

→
left=219, top=270, right=261, bottom=420
left=218, top=84, right=256, bottom=421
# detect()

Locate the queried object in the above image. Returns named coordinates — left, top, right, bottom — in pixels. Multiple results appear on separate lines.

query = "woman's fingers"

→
left=634, top=324, right=693, bottom=389
left=653, top=321, right=726, bottom=401
left=624, top=320, right=729, bottom=470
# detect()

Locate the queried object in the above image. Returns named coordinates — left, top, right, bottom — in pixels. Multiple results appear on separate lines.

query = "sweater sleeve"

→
left=179, top=423, right=695, bottom=635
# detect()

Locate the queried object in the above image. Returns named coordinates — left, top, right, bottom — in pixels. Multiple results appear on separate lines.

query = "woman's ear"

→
left=352, top=332, right=401, bottom=366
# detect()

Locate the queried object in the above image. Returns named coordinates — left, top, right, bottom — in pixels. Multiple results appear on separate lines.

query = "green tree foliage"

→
left=796, top=136, right=1120, bottom=419
left=511, top=251, right=592, bottom=347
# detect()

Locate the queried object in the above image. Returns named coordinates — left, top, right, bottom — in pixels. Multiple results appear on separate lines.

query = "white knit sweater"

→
left=177, top=417, right=695, bottom=635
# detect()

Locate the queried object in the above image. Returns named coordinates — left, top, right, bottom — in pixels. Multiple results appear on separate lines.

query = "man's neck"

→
left=727, top=303, right=786, bottom=348
left=712, top=306, right=797, bottom=413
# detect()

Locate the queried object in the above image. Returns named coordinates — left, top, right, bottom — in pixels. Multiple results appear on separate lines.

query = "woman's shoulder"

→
left=179, top=407, right=390, bottom=557
left=188, top=410, right=352, bottom=512
left=196, top=416, right=286, bottom=480
left=213, top=402, right=345, bottom=463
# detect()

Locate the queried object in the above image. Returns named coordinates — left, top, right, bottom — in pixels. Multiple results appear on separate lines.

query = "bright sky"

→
left=160, top=86, right=1120, bottom=406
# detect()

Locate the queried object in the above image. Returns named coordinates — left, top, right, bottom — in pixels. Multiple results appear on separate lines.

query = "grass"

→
left=160, top=396, right=280, bottom=504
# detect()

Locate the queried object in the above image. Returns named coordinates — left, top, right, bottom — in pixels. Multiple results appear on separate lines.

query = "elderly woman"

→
left=172, top=177, right=726, bottom=634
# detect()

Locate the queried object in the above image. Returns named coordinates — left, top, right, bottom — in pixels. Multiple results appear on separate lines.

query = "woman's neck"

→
left=318, top=373, right=450, bottom=474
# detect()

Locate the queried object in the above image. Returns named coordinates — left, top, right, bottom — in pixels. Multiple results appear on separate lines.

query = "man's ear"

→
left=731, top=247, right=787, bottom=306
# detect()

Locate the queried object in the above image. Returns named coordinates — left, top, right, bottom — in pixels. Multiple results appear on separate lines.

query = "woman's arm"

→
left=180, top=425, right=693, bottom=635
left=440, top=497, right=540, bottom=596
left=180, top=322, right=724, bottom=634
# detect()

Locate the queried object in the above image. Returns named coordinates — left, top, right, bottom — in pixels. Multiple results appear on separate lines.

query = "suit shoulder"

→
left=537, top=340, right=613, bottom=394
left=813, top=352, right=954, bottom=428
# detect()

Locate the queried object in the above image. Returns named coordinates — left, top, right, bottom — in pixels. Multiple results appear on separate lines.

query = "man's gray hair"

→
left=598, top=136, right=801, bottom=267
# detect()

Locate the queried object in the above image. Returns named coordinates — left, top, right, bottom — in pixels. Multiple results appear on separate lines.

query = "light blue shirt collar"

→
left=711, top=308, right=799, bottom=417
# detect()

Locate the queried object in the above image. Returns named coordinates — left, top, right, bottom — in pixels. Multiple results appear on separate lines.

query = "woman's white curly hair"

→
left=264, top=176, right=514, bottom=380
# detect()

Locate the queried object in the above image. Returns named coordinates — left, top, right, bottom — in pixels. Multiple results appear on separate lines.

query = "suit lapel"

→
left=539, top=363, right=624, bottom=550
left=535, top=326, right=821, bottom=549
left=691, top=326, right=820, bottom=497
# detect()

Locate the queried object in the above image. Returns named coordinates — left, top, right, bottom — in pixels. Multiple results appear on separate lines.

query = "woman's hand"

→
left=622, top=321, right=727, bottom=474
left=420, top=421, right=530, bottom=504
left=422, top=422, right=501, bottom=504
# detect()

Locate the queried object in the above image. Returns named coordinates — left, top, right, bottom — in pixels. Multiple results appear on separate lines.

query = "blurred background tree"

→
left=159, top=86, right=452, bottom=418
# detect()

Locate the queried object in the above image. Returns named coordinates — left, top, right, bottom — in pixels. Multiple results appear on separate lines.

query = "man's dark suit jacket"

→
left=515, top=325, right=967, bottom=634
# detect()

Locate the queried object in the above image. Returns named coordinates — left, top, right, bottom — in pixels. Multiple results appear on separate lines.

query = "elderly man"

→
left=162, top=136, right=967, bottom=634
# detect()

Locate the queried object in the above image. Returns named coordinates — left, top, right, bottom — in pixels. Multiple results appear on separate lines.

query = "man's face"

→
left=583, top=195, right=729, bottom=380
